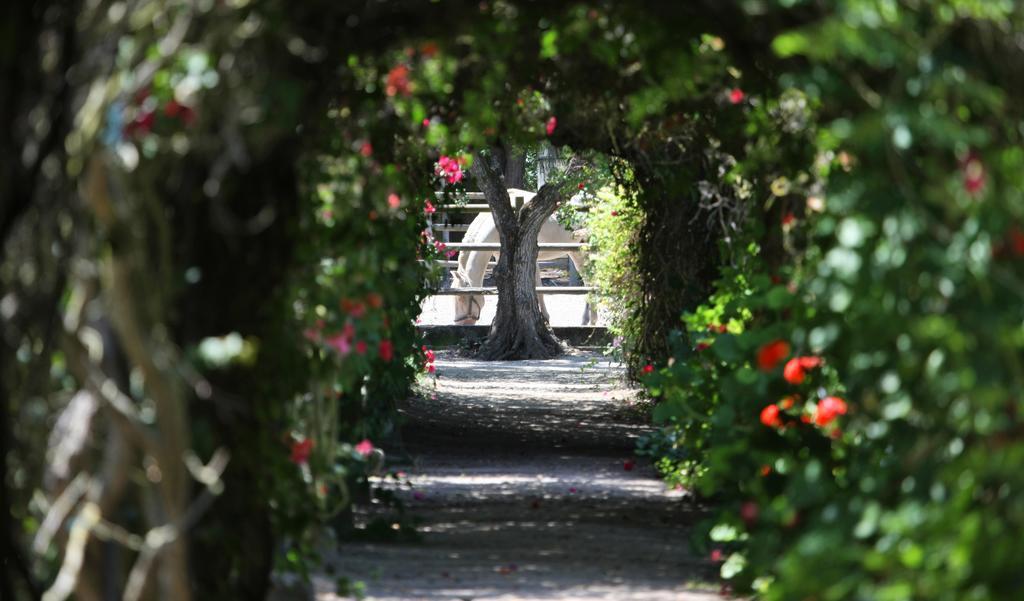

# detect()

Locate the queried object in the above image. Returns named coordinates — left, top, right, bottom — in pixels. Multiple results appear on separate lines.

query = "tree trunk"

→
left=470, top=149, right=572, bottom=360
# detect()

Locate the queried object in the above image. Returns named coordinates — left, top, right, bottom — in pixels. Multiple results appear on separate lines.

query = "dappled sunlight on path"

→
left=320, top=351, right=721, bottom=601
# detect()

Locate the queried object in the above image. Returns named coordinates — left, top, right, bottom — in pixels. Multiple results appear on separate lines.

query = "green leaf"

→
left=540, top=30, right=559, bottom=59
left=772, top=32, right=809, bottom=57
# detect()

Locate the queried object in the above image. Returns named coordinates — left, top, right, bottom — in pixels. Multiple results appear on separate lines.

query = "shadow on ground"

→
left=318, top=351, right=722, bottom=601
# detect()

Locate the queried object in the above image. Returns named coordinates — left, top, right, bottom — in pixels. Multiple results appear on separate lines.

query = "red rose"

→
left=757, top=340, right=791, bottom=371
left=740, top=501, right=759, bottom=526
left=385, top=64, right=411, bottom=96
left=815, top=396, right=848, bottom=426
left=783, top=356, right=821, bottom=384
left=290, top=438, right=314, bottom=464
left=545, top=116, right=557, bottom=136
left=760, top=404, right=782, bottom=428
left=378, top=339, right=393, bottom=362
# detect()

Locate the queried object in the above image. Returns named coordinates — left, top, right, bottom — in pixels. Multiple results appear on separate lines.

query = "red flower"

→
left=378, top=339, right=393, bottom=362
left=642, top=364, right=654, bottom=374
left=782, top=356, right=822, bottom=384
left=359, top=141, right=373, bottom=157
left=781, top=212, right=796, bottom=227
left=420, top=41, right=439, bottom=57
left=759, top=464, right=771, bottom=477
left=708, top=324, right=728, bottom=334
left=290, top=438, right=314, bottom=464
left=756, top=340, right=791, bottom=371
left=124, top=110, right=155, bottom=137
left=780, top=395, right=795, bottom=410
left=710, top=549, right=724, bottom=562
left=610, top=210, right=619, bottom=217
left=355, top=340, right=368, bottom=355
left=427, top=364, right=436, bottom=374
left=424, top=199, right=436, bottom=214
left=1009, top=227, right=1024, bottom=256
left=388, top=193, right=401, bottom=209
left=354, top=439, right=375, bottom=456
left=623, top=459, right=636, bottom=471
left=740, top=501, right=759, bottom=526
left=760, top=404, right=782, bottom=428
left=696, top=342, right=711, bottom=351
left=425, top=349, right=436, bottom=362
left=729, top=88, right=745, bottom=104
left=815, top=396, right=848, bottom=426
left=385, top=64, right=411, bottom=96
left=366, top=292, right=384, bottom=309
left=545, top=116, right=557, bottom=136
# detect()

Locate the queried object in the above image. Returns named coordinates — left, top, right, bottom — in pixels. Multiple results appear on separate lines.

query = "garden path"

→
left=319, top=350, right=721, bottom=601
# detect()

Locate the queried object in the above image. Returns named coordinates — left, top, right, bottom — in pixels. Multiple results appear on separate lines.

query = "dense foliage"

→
left=4, top=0, right=1024, bottom=599
left=639, top=2, right=1024, bottom=599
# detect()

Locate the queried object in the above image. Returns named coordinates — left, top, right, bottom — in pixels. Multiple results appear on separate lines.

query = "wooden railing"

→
left=427, top=190, right=594, bottom=296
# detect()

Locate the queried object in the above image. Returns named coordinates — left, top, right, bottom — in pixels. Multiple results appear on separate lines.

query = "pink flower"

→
left=427, top=364, right=436, bottom=374
left=325, top=333, right=351, bottom=356
left=359, top=141, right=373, bottom=157
left=729, top=88, right=745, bottom=104
left=388, top=193, right=401, bottom=209
left=290, top=438, right=314, bottom=464
left=354, top=438, right=374, bottom=456
left=545, top=116, right=557, bottom=136
left=642, top=364, right=654, bottom=374
left=710, top=549, right=724, bottom=562
left=436, top=155, right=464, bottom=184
left=962, top=150, right=985, bottom=195
left=422, top=118, right=431, bottom=127
left=740, top=501, right=759, bottom=526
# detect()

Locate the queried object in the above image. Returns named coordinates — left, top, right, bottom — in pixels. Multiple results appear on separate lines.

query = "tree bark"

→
left=470, top=149, right=572, bottom=360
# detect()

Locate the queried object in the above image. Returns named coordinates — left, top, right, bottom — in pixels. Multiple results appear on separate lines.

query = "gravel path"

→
left=317, top=351, right=721, bottom=601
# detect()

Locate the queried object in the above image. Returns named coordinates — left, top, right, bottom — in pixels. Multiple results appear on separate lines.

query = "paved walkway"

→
left=319, top=351, right=721, bottom=600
